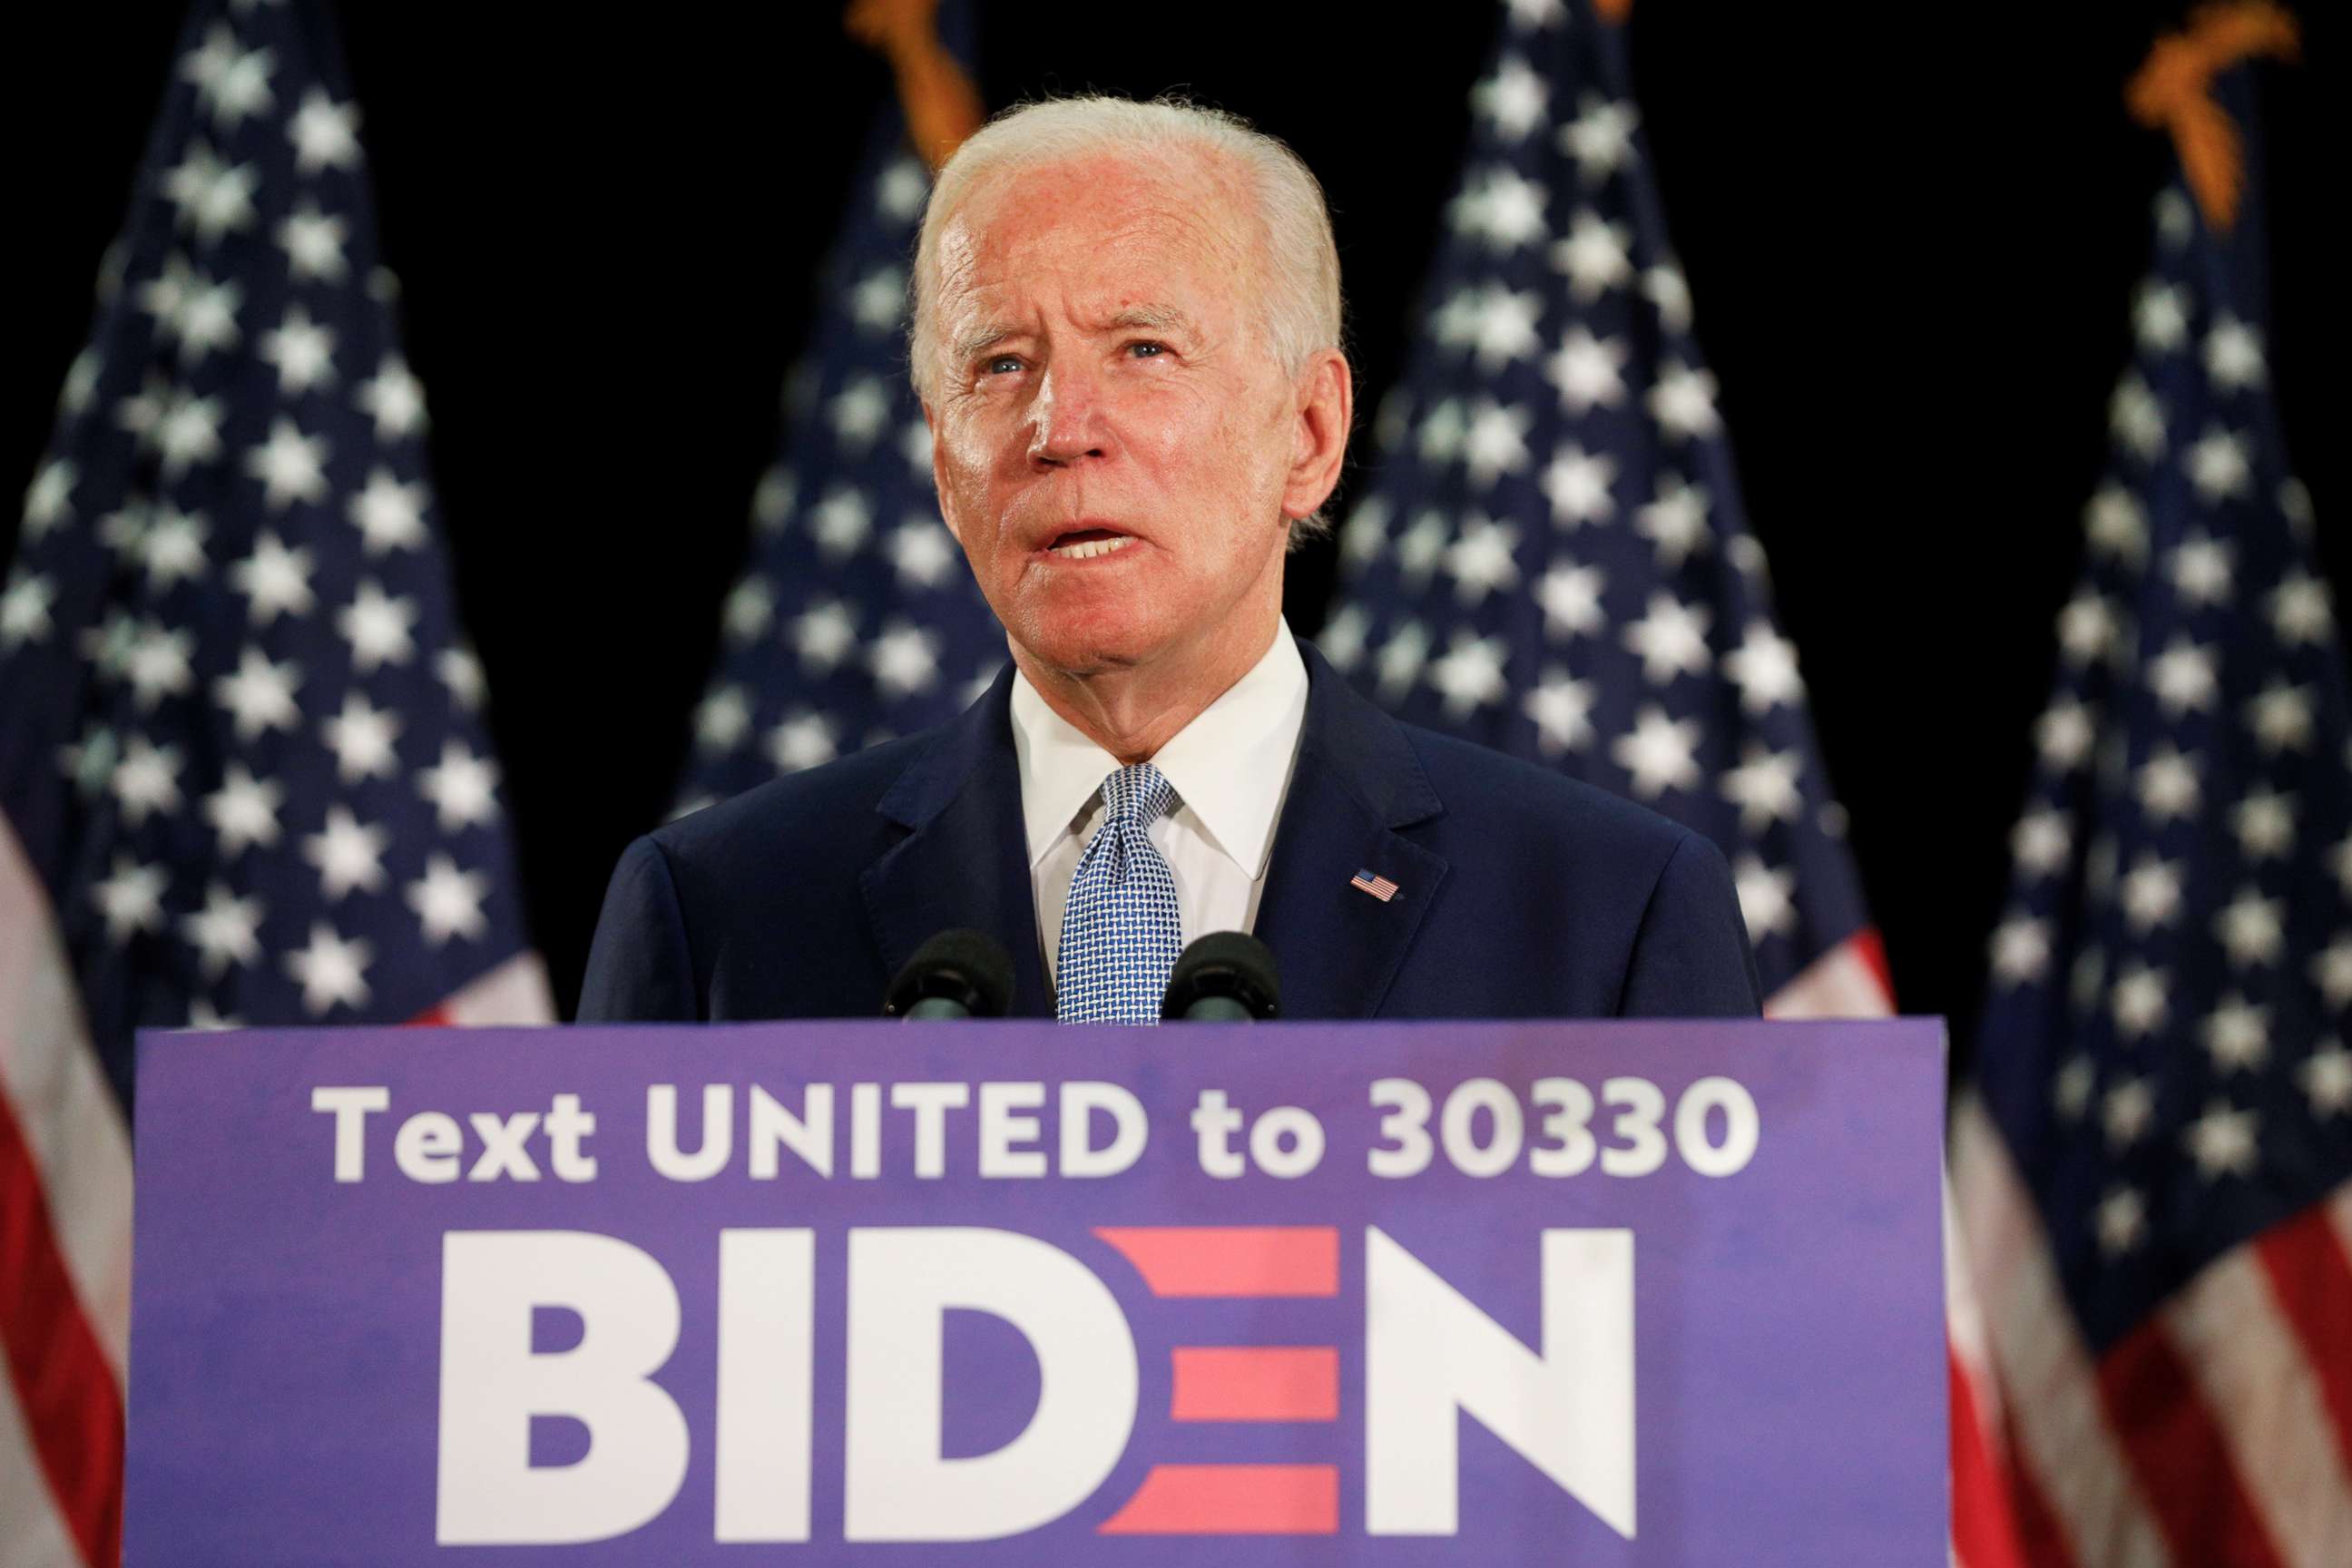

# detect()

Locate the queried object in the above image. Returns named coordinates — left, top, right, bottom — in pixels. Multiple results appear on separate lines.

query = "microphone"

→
left=884, top=929, right=1015, bottom=1020
left=1161, top=932, right=1281, bottom=1022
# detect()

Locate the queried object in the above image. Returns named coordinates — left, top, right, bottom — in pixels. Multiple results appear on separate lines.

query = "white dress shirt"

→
left=1011, top=622, right=1310, bottom=982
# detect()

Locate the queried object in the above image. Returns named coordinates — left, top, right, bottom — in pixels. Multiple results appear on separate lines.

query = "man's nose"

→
left=1027, top=365, right=1108, bottom=468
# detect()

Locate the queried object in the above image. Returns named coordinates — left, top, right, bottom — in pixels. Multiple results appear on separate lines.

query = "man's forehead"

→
left=940, top=150, right=1252, bottom=280
left=966, top=144, right=1231, bottom=217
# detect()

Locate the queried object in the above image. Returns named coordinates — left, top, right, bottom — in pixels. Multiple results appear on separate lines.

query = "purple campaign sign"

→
left=127, top=1019, right=1945, bottom=1564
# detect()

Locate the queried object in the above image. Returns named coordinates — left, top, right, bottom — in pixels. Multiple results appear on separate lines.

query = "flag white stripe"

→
left=1955, top=1095, right=2171, bottom=1568
left=2161, top=1240, right=2352, bottom=1568
left=0, top=818, right=132, bottom=1376
left=1762, top=930, right=1890, bottom=1018
left=1944, top=1174, right=2006, bottom=1460
left=439, top=950, right=554, bottom=1024
left=0, top=1364, right=86, bottom=1568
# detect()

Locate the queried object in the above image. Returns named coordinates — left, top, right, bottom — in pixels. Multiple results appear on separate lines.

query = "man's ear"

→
left=1280, top=348, right=1354, bottom=521
left=921, top=399, right=964, bottom=545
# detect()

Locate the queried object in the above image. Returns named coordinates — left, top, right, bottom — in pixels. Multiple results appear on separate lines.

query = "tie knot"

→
left=1099, top=762, right=1173, bottom=828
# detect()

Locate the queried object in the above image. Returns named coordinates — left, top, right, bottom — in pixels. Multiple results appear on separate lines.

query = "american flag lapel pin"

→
left=1350, top=868, right=1400, bottom=903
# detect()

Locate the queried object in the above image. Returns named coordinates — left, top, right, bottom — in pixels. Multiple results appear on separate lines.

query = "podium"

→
left=125, top=1019, right=1945, bottom=1563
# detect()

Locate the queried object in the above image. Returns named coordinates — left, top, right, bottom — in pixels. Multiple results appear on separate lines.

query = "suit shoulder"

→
left=650, top=730, right=930, bottom=870
left=1396, top=720, right=1694, bottom=866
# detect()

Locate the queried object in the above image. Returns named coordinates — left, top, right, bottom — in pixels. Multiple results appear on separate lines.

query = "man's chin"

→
left=1005, top=601, right=1171, bottom=680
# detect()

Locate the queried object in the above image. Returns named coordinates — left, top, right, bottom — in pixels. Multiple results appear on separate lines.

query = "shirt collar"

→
left=1009, top=621, right=1309, bottom=878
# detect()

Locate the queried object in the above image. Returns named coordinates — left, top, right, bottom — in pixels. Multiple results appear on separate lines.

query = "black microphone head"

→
left=1161, top=931, right=1281, bottom=1022
left=884, top=928, right=1015, bottom=1019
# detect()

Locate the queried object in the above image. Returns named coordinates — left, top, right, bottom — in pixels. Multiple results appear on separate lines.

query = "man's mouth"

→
left=1043, top=526, right=1136, bottom=561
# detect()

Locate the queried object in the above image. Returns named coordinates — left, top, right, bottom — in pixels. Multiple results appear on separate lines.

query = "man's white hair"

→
left=909, top=93, right=1344, bottom=409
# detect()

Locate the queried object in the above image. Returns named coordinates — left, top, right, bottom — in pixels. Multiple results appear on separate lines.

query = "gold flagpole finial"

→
left=2125, top=1, right=2299, bottom=232
left=845, top=0, right=986, bottom=174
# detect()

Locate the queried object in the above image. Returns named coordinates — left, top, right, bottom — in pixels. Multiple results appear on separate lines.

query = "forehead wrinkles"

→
left=935, top=153, right=1266, bottom=339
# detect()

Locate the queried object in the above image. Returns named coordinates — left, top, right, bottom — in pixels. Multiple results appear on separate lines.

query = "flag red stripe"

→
left=1949, top=1343, right=2029, bottom=1568
left=0, top=1088, right=122, bottom=1568
left=2003, top=1449, right=2082, bottom=1568
left=1850, top=925, right=1893, bottom=1001
left=2098, top=1319, right=2284, bottom=1568
left=2252, top=1204, right=2352, bottom=1470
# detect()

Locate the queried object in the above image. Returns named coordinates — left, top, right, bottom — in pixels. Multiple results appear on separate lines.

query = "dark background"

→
left=11, top=3, right=2344, bottom=1062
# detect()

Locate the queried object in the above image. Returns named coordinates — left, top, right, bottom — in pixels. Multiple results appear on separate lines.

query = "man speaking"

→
left=579, top=96, right=1759, bottom=1024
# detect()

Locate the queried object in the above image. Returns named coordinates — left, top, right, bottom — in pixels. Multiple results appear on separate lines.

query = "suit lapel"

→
left=1253, top=642, right=1449, bottom=1019
left=858, top=641, right=1445, bottom=1022
left=859, top=666, right=1054, bottom=1017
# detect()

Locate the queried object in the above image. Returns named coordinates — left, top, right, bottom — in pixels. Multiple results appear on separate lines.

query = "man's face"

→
left=923, top=152, right=1317, bottom=679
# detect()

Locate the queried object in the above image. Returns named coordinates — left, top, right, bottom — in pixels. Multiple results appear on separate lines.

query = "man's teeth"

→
left=1049, top=535, right=1134, bottom=560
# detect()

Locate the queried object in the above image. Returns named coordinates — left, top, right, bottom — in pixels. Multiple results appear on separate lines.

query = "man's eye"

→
left=982, top=355, right=1024, bottom=376
left=1127, top=340, right=1167, bottom=359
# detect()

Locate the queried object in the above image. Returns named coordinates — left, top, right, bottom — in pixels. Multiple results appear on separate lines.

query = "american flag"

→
left=1953, top=63, right=2352, bottom=1568
left=1323, top=0, right=1883, bottom=1012
left=1320, top=4, right=2032, bottom=1563
left=0, top=3, right=549, bottom=1561
left=1351, top=869, right=1401, bottom=903
left=674, top=3, right=1004, bottom=816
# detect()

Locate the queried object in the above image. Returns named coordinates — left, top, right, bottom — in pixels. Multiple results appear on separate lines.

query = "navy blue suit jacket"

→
left=577, top=640, right=1761, bottom=1022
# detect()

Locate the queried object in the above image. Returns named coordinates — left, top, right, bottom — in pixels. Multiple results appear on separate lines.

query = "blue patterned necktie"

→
left=1056, top=762, right=1183, bottom=1024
